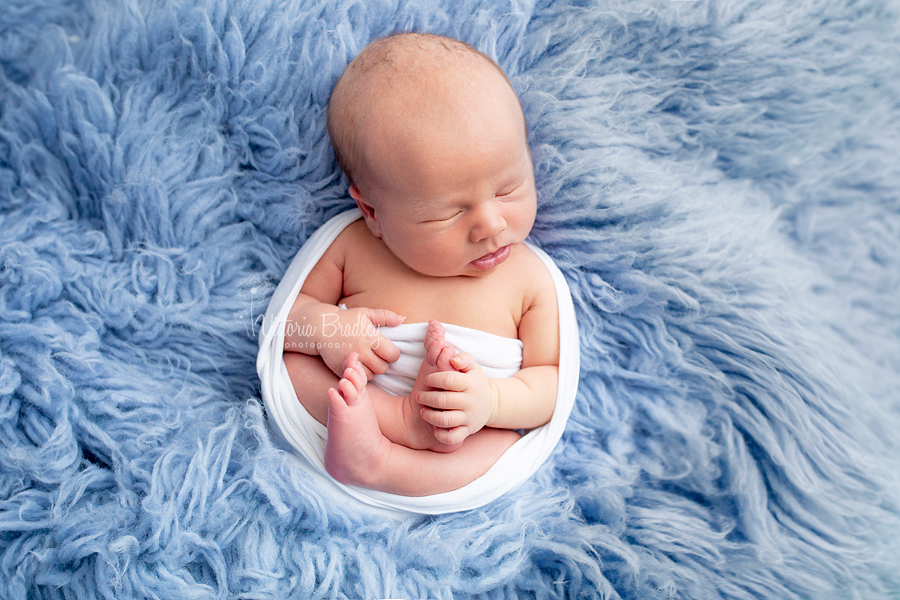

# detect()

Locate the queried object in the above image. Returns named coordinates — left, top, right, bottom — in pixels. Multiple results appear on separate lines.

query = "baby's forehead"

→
left=327, top=33, right=525, bottom=182
left=340, top=68, right=507, bottom=150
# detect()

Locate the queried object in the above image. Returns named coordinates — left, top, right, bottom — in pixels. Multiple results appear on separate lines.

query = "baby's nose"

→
left=470, top=202, right=507, bottom=243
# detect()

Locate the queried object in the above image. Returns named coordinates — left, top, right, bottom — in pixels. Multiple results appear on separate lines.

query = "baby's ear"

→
left=350, top=186, right=383, bottom=238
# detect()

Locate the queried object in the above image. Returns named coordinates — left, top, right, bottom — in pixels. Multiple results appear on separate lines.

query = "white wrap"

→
left=257, top=209, right=579, bottom=517
left=365, top=320, right=523, bottom=397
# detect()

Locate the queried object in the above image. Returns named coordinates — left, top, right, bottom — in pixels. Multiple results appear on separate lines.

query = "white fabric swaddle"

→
left=363, top=319, right=523, bottom=397
left=257, top=209, right=579, bottom=518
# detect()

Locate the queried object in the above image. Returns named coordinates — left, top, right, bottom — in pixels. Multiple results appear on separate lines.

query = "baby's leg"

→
left=284, top=352, right=411, bottom=447
left=284, top=351, right=334, bottom=425
left=377, top=426, right=521, bottom=496
left=323, top=354, right=392, bottom=486
left=324, top=353, right=521, bottom=495
left=400, top=321, right=463, bottom=452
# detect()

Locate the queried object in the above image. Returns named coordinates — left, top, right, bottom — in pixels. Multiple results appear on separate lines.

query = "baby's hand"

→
left=317, top=307, right=404, bottom=379
left=416, top=353, right=498, bottom=447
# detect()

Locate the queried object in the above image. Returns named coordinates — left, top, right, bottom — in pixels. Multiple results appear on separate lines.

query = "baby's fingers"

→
left=356, top=351, right=390, bottom=379
left=363, top=307, right=406, bottom=328
left=419, top=406, right=467, bottom=429
left=449, top=352, right=477, bottom=373
left=371, top=334, right=400, bottom=364
left=357, top=340, right=400, bottom=376
left=432, top=425, right=470, bottom=447
left=417, top=389, right=465, bottom=411
left=423, top=371, right=466, bottom=393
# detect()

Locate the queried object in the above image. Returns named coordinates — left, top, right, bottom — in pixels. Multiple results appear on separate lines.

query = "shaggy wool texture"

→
left=2, top=0, right=899, bottom=598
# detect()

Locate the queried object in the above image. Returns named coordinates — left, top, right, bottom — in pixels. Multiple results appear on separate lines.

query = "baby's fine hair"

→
left=326, top=32, right=516, bottom=188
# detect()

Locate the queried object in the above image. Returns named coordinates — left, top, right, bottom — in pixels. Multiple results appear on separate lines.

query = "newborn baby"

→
left=282, top=32, right=560, bottom=496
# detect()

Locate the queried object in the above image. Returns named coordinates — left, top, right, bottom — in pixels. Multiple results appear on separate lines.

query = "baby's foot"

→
left=401, top=320, right=463, bottom=453
left=323, top=353, right=391, bottom=487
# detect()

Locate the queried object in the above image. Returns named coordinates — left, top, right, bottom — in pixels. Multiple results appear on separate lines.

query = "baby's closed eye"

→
left=422, top=210, right=463, bottom=224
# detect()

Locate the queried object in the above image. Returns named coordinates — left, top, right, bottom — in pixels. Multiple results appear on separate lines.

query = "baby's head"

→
left=327, top=32, right=536, bottom=277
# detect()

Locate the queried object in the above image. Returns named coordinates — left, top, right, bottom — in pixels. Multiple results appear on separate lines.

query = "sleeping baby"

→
left=281, top=32, right=560, bottom=496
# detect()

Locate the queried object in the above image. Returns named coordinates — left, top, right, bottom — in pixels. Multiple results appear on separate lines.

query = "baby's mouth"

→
left=469, top=245, right=511, bottom=270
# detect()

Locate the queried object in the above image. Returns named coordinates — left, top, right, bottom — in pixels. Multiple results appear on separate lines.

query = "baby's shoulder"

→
left=323, top=218, right=372, bottom=257
left=511, top=244, right=555, bottom=286
left=510, top=244, right=558, bottom=305
left=331, top=217, right=368, bottom=243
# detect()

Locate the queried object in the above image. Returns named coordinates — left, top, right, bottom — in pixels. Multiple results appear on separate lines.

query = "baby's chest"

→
left=339, top=266, right=522, bottom=339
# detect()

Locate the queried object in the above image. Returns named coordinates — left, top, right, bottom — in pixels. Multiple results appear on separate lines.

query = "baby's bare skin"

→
left=283, top=33, right=560, bottom=496
left=284, top=319, right=472, bottom=453
left=286, top=220, right=558, bottom=448
left=323, top=354, right=391, bottom=487
left=324, top=324, right=520, bottom=495
left=402, top=320, right=464, bottom=452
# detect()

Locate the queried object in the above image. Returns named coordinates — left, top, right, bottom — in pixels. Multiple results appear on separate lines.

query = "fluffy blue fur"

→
left=2, top=0, right=899, bottom=597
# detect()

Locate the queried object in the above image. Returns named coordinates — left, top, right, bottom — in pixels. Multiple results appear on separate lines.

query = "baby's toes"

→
left=424, top=323, right=437, bottom=347
left=342, top=361, right=367, bottom=393
left=426, top=321, right=458, bottom=368
left=424, top=320, right=446, bottom=358
left=427, top=319, right=445, bottom=338
left=434, top=344, right=457, bottom=372
left=327, top=386, right=348, bottom=410
left=336, top=377, right=362, bottom=406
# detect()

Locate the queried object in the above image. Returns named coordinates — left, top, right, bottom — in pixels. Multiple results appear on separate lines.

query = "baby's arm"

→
left=288, top=294, right=404, bottom=379
left=284, top=227, right=413, bottom=446
left=486, top=282, right=560, bottom=429
left=285, top=229, right=404, bottom=379
left=324, top=353, right=521, bottom=495
left=285, top=227, right=457, bottom=451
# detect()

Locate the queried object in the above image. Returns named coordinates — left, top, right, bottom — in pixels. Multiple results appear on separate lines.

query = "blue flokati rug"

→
left=2, top=0, right=899, bottom=598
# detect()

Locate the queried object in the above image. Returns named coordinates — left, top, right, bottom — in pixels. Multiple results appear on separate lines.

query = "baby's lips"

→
left=469, top=244, right=511, bottom=270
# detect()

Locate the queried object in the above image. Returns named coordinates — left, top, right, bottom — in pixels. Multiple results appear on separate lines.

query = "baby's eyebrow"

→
left=498, top=176, right=525, bottom=191
left=407, top=198, right=450, bottom=219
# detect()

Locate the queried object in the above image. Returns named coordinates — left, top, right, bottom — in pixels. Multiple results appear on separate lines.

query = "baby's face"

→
left=353, top=68, right=536, bottom=278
